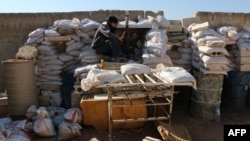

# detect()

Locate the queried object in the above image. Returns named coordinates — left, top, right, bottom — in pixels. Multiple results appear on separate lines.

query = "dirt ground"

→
left=34, top=86, right=250, bottom=141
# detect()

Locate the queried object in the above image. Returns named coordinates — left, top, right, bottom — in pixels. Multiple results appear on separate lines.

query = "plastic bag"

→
left=7, top=128, right=31, bottom=141
left=63, top=108, right=82, bottom=123
left=15, top=120, right=33, bottom=132
left=33, top=107, right=56, bottom=137
left=57, top=121, right=82, bottom=141
left=25, top=105, right=37, bottom=120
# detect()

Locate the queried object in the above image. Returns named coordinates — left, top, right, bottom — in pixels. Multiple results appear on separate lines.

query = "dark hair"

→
left=107, top=16, right=118, bottom=24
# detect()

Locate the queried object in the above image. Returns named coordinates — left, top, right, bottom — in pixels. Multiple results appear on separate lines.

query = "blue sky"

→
left=0, top=0, right=249, bottom=19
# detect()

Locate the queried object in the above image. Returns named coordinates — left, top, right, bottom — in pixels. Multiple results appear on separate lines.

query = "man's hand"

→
left=120, top=31, right=126, bottom=42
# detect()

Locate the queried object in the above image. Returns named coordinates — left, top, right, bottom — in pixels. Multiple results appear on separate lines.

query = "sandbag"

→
left=7, top=128, right=32, bottom=141
left=15, top=120, right=33, bottom=132
left=45, top=29, right=60, bottom=37
left=16, top=46, right=38, bottom=60
left=29, top=28, right=45, bottom=37
left=154, top=15, right=171, bottom=28
left=145, top=41, right=168, bottom=57
left=201, top=55, right=231, bottom=65
left=166, top=50, right=182, bottom=59
left=66, top=42, right=84, bottom=53
left=37, top=55, right=58, bottom=61
left=54, top=18, right=80, bottom=29
left=197, top=36, right=226, bottom=47
left=79, top=48, right=96, bottom=59
left=79, top=18, right=100, bottom=29
left=198, top=46, right=230, bottom=56
left=237, top=38, right=250, bottom=51
left=59, top=53, right=74, bottom=62
left=177, top=47, right=193, bottom=54
left=57, top=121, right=82, bottom=141
left=217, top=26, right=237, bottom=36
left=26, top=105, right=37, bottom=120
left=37, top=45, right=54, bottom=52
left=26, top=36, right=44, bottom=45
left=172, top=59, right=191, bottom=65
left=81, top=69, right=124, bottom=91
left=120, top=63, right=151, bottom=75
left=137, top=15, right=154, bottom=27
left=33, top=107, right=56, bottom=137
left=64, top=108, right=82, bottom=123
left=143, top=53, right=173, bottom=66
left=74, top=64, right=100, bottom=77
left=146, top=28, right=167, bottom=42
left=67, top=50, right=82, bottom=57
left=158, top=67, right=196, bottom=89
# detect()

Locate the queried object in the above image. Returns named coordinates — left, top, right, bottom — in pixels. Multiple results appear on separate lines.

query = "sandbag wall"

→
left=24, top=18, right=101, bottom=108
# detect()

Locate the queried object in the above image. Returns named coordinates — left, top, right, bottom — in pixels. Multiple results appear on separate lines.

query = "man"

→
left=91, top=16, right=125, bottom=62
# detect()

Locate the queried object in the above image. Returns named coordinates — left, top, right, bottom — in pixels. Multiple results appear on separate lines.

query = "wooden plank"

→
left=156, top=121, right=193, bottom=141
left=45, top=36, right=71, bottom=42
left=181, top=17, right=201, bottom=28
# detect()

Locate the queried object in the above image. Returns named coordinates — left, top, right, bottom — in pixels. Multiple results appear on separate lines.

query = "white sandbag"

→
left=58, top=121, right=82, bottom=141
left=177, top=47, right=193, bottom=54
left=228, top=30, right=240, bottom=41
left=201, top=55, right=231, bottom=65
left=137, top=15, right=154, bottom=27
left=15, top=120, right=33, bottom=132
left=25, top=105, right=37, bottom=120
left=64, top=108, right=82, bottom=123
left=172, top=59, right=191, bottom=65
left=79, top=18, right=100, bottom=28
left=45, top=29, right=60, bottom=37
left=197, top=36, right=226, bottom=47
left=120, top=63, right=151, bottom=75
left=76, top=31, right=90, bottom=39
left=217, top=26, right=237, bottom=36
left=199, top=67, right=227, bottom=75
left=146, top=28, right=167, bottom=42
left=145, top=41, right=168, bottom=57
left=42, top=70, right=61, bottom=75
left=33, top=107, right=56, bottom=137
left=26, top=36, right=44, bottom=45
left=243, top=26, right=250, bottom=32
left=199, top=62, right=230, bottom=71
left=142, top=53, right=173, bottom=66
left=54, top=18, right=80, bottom=29
left=181, top=53, right=192, bottom=60
left=192, top=28, right=217, bottom=39
left=64, top=60, right=80, bottom=67
left=37, top=45, right=54, bottom=52
left=7, top=128, right=31, bottom=141
left=158, top=67, right=196, bottom=89
left=38, top=50, right=56, bottom=56
left=37, top=55, right=58, bottom=61
left=79, top=48, right=97, bottom=59
left=66, top=42, right=84, bottom=53
left=198, top=46, right=230, bottom=56
left=240, top=32, right=250, bottom=39
left=82, top=38, right=93, bottom=45
left=70, top=34, right=81, bottom=41
left=154, top=15, right=171, bottom=28
left=59, top=53, right=74, bottom=62
left=29, top=28, right=45, bottom=37
left=46, top=59, right=64, bottom=65
left=44, top=65, right=64, bottom=70
left=74, top=64, right=100, bottom=77
left=67, top=50, right=82, bottom=57
left=81, top=69, right=124, bottom=91
left=42, top=81, right=63, bottom=85
left=40, top=75, right=61, bottom=81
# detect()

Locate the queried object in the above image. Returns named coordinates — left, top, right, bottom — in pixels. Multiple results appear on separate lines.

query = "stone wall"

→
left=0, top=10, right=164, bottom=91
left=195, top=11, right=250, bottom=28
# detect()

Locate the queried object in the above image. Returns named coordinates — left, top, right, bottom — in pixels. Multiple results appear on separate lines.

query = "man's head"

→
left=107, top=16, right=118, bottom=28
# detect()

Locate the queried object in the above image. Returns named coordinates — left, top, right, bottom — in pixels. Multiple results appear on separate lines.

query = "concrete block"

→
left=89, top=10, right=110, bottom=22
left=213, top=12, right=231, bottom=26
left=194, top=12, right=213, bottom=22
left=166, top=25, right=183, bottom=32
left=109, top=10, right=127, bottom=21
left=81, top=97, right=147, bottom=130
left=145, top=11, right=164, bottom=17
left=170, top=20, right=181, bottom=25
left=127, top=10, right=144, bottom=21
left=181, top=17, right=200, bottom=28
left=236, top=57, right=250, bottom=64
left=244, top=13, right=250, bottom=26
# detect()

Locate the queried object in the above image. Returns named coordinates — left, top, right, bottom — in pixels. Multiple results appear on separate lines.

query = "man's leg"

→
left=109, top=38, right=122, bottom=61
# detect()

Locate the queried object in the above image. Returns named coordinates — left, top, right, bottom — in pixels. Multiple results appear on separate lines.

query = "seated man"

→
left=91, top=16, right=125, bottom=62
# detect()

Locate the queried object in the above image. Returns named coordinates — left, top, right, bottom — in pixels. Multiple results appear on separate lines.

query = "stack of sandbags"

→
left=172, top=47, right=192, bottom=72
left=35, top=45, right=64, bottom=86
left=234, top=26, right=250, bottom=71
left=188, top=22, right=231, bottom=75
left=24, top=18, right=101, bottom=85
left=142, top=27, right=173, bottom=68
